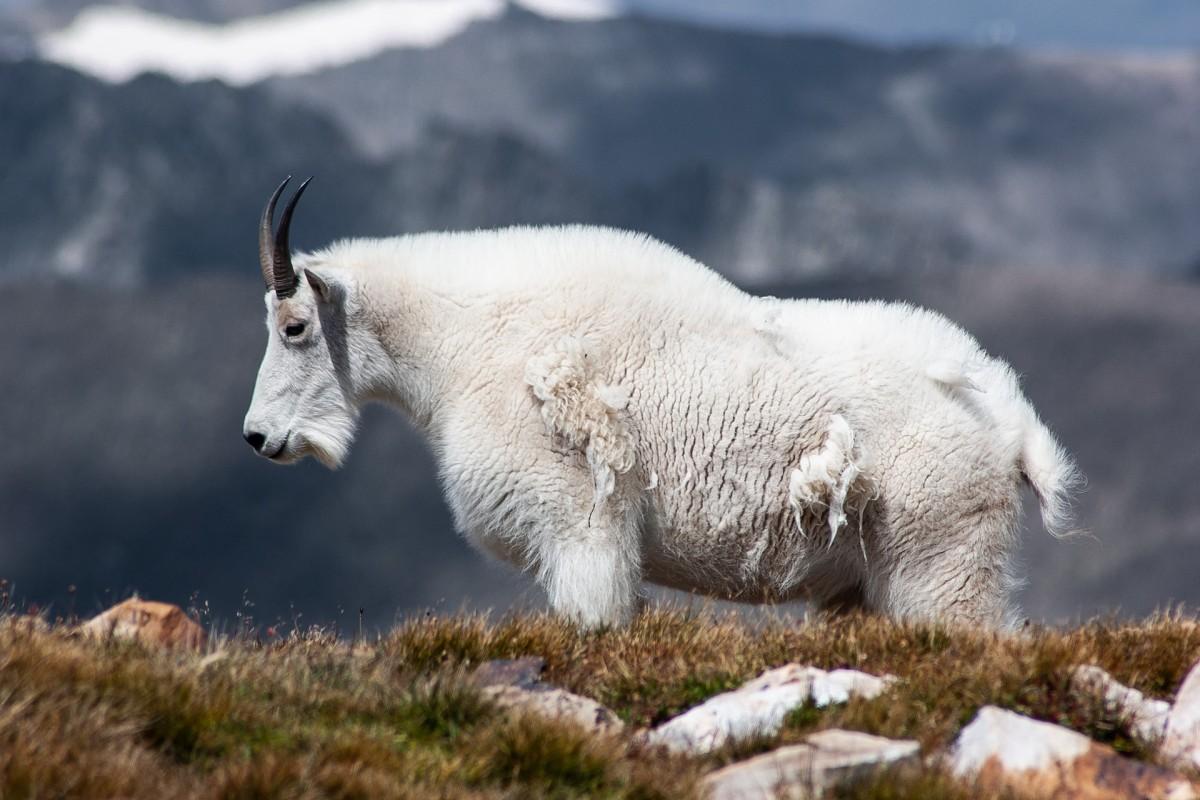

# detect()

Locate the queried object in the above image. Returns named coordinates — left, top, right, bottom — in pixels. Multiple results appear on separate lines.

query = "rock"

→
left=646, top=665, right=894, bottom=754
left=80, top=598, right=206, bottom=650
left=1071, top=664, right=1171, bottom=745
left=950, top=706, right=1198, bottom=800
left=483, top=684, right=624, bottom=737
left=703, top=729, right=919, bottom=800
left=1164, top=659, right=1200, bottom=770
left=468, top=655, right=622, bottom=736
left=471, top=656, right=546, bottom=690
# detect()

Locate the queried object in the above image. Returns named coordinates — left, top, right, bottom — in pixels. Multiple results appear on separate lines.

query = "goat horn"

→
left=259, top=176, right=290, bottom=290
left=271, top=176, right=311, bottom=299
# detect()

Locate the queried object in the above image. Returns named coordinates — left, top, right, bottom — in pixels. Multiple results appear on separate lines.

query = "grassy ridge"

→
left=3, top=609, right=1199, bottom=798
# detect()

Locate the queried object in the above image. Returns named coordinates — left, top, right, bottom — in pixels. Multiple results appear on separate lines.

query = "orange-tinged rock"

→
left=951, top=706, right=1198, bottom=800
left=81, top=598, right=206, bottom=650
left=1164, top=659, right=1200, bottom=770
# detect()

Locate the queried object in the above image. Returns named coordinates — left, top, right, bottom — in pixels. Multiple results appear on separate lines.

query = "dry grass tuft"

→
left=2, top=607, right=1198, bottom=798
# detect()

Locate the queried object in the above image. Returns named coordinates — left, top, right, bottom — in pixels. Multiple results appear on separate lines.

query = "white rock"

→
left=482, top=685, right=624, bottom=737
left=950, top=706, right=1198, bottom=800
left=704, top=729, right=919, bottom=800
left=1071, top=664, right=1171, bottom=745
left=646, top=665, right=894, bottom=754
left=1164, top=659, right=1200, bottom=770
left=950, top=706, right=1092, bottom=776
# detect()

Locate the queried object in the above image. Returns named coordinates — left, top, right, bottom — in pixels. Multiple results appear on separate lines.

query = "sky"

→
left=629, top=0, right=1200, bottom=51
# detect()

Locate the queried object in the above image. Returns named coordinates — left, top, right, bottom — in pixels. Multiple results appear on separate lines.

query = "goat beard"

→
left=292, top=416, right=357, bottom=470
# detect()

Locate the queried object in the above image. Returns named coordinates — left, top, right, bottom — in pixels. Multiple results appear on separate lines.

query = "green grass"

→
left=2, top=608, right=1198, bottom=798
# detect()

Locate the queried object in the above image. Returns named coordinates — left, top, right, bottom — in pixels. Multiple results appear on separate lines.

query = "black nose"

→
left=244, top=431, right=266, bottom=452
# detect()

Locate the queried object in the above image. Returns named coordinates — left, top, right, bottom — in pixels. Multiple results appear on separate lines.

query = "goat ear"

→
left=304, top=268, right=340, bottom=304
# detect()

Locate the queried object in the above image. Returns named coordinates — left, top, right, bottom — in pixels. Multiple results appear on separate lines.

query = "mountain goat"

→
left=244, top=178, right=1081, bottom=629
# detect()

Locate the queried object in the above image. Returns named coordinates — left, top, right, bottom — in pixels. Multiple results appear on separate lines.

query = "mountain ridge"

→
left=7, top=10, right=1199, bottom=288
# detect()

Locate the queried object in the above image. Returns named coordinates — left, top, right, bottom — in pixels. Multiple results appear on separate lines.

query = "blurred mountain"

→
left=4, top=12, right=1200, bottom=285
left=0, top=60, right=598, bottom=284
left=272, top=11, right=1200, bottom=275
left=2, top=267, right=1196, bottom=624
left=0, top=61, right=355, bottom=284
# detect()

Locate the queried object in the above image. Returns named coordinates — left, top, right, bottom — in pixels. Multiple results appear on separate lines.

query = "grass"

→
left=2, top=607, right=1199, bottom=798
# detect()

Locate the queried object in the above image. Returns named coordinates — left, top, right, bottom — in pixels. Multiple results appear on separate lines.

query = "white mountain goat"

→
left=243, top=178, right=1081, bottom=629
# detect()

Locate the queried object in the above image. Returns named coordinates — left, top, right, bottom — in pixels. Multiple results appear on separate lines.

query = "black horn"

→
left=259, top=177, right=288, bottom=290
left=272, top=176, right=311, bottom=298
left=258, top=176, right=311, bottom=298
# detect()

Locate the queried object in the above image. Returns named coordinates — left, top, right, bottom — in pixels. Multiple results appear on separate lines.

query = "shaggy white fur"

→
left=787, top=414, right=866, bottom=546
left=244, top=224, right=1082, bottom=629
left=524, top=335, right=636, bottom=515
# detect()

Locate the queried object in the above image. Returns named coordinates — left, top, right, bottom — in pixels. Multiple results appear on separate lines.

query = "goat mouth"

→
left=265, top=437, right=289, bottom=460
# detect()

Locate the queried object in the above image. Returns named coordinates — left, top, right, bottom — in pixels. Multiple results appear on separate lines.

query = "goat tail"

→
left=1019, top=408, right=1084, bottom=538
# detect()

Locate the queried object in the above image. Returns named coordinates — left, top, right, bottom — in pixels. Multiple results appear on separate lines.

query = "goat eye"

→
left=284, top=322, right=306, bottom=337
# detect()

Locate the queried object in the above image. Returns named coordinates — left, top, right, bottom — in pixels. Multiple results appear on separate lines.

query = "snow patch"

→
left=39, top=0, right=619, bottom=85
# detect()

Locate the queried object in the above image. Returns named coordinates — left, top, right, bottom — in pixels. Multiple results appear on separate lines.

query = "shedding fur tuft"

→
left=525, top=336, right=636, bottom=511
left=788, top=415, right=870, bottom=547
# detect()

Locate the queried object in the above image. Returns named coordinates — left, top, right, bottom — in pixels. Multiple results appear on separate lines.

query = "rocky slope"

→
left=6, top=608, right=1200, bottom=798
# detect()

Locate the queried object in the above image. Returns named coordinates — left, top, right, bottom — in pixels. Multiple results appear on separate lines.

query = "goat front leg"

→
left=523, top=334, right=642, bottom=628
left=536, top=521, right=642, bottom=629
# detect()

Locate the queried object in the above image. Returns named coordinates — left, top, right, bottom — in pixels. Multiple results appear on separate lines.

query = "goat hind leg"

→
left=867, top=514, right=1021, bottom=630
